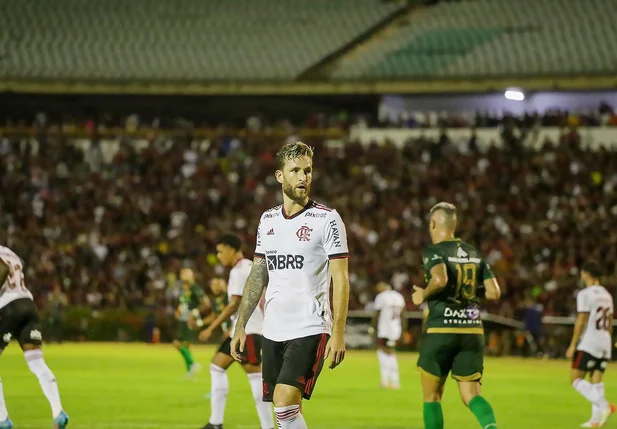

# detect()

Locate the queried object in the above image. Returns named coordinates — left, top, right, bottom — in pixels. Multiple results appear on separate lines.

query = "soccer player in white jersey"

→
left=0, top=246, right=69, bottom=429
left=372, top=282, right=406, bottom=389
left=230, top=141, right=350, bottom=429
left=195, top=234, right=273, bottom=429
left=566, top=261, right=616, bottom=428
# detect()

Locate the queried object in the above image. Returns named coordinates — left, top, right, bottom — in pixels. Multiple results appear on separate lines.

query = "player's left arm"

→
left=567, top=291, right=590, bottom=358
left=323, top=210, right=350, bottom=369
left=329, top=257, right=350, bottom=368
left=568, top=312, right=589, bottom=352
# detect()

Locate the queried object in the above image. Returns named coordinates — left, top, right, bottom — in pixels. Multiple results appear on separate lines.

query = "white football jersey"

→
left=255, top=200, right=349, bottom=342
left=0, top=246, right=33, bottom=309
left=375, top=290, right=406, bottom=341
left=576, top=285, right=613, bottom=359
left=228, top=258, right=263, bottom=336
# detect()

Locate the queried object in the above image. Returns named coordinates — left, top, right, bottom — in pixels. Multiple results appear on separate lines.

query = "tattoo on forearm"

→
left=236, top=258, right=268, bottom=329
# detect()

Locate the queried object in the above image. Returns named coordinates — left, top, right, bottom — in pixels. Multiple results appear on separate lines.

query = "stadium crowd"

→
left=1, top=121, right=616, bottom=321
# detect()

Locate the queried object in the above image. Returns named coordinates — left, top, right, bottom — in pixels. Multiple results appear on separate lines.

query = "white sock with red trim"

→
left=274, top=405, right=307, bottom=429
left=248, top=372, right=274, bottom=429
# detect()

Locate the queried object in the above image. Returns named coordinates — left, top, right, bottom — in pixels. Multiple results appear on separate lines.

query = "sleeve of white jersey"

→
left=374, top=293, right=383, bottom=310
left=254, top=216, right=265, bottom=259
left=227, top=267, right=248, bottom=298
left=324, top=210, right=349, bottom=260
left=576, top=290, right=591, bottom=313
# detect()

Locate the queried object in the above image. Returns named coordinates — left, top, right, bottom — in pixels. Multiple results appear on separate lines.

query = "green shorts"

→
left=175, top=321, right=196, bottom=343
left=417, top=333, right=484, bottom=381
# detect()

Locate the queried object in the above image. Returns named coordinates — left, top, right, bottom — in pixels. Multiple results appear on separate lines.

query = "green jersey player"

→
left=412, top=202, right=501, bottom=429
left=173, top=268, right=208, bottom=377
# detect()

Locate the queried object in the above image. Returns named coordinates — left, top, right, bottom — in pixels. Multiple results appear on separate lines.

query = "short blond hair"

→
left=429, top=202, right=457, bottom=217
left=276, top=141, right=314, bottom=170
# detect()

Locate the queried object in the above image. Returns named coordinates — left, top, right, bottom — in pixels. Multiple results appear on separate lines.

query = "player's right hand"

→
left=566, top=345, right=576, bottom=359
left=412, top=285, right=425, bottom=306
left=230, top=328, right=247, bottom=362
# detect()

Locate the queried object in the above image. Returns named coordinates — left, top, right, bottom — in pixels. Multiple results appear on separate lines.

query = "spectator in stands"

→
left=1, top=114, right=616, bottom=332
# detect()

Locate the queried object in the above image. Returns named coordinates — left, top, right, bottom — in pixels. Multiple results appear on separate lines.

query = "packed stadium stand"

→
left=1, top=116, right=615, bottom=321
left=0, top=0, right=404, bottom=80
left=332, top=0, right=617, bottom=78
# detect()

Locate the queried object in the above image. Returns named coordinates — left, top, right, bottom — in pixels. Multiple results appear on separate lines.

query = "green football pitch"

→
left=1, top=343, right=615, bottom=428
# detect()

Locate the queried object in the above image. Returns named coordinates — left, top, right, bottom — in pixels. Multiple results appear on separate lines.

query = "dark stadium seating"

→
left=0, top=0, right=403, bottom=80
left=333, top=0, right=617, bottom=78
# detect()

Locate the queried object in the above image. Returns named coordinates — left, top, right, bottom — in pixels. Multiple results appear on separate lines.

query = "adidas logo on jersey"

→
left=457, top=247, right=468, bottom=258
left=267, top=228, right=275, bottom=235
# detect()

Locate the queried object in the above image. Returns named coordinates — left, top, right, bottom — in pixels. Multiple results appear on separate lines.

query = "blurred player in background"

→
left=566, top=261, right=616, bottom=428
left=230, top=142, right=350, bottom=429
left=195, top=234, right=273, bottom=429
left=371, top=281, right=406, bottom=389
left=412, top=202, right=501, bottom=429
left=0, top=246, right=69, bottom=429
left=173, top=268, right=207, bottom=378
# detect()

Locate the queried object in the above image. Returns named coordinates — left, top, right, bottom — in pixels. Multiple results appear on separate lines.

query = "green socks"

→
left=423, top=397, right=496, bottom=429
left=179, top=346, right=194, bottom=371
left=423, top=402, right=444, bottom=429
left=469, top=396, right=497, bottom=428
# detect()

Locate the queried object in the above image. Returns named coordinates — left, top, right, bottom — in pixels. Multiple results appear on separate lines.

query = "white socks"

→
left=209, top=364, right=229, bottom=425
left=590, top=383, right=608, bottom=423
left=573, top=379, right=609, bottom=410
left=274, top=405, right=307, bottom=429
left=377, top=349, right=388, bottom=386
left=24, top=349, right=63, bottom=418
left=0, top=377, right=8, bottom=421
left=248, top=372, right=274, bottom=429
left=388, top=353, right=400, bottom=388
left=377, top=350, right=400, bottom=388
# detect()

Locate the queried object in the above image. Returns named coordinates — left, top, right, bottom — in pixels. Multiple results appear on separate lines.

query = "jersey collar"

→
left=281, top=199, right=314, bottom=220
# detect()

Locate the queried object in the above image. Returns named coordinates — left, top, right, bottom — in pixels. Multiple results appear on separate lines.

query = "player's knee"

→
left=458, top=382, right=480, bottom=406
left=570, top=370, right=584, bottom=385
left=273, top=384, right=302, bottom=407
left=460, top=393, right=476, bottom=407
left=423, top=391, right=442, bottom=402
left=212, top=352, right=234, bottom=369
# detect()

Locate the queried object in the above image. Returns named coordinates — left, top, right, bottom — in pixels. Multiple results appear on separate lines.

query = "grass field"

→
left=1, top=343, right=615, bottom=429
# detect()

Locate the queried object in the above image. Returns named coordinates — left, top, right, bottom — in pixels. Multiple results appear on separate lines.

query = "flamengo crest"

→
left=296, top=225, right=313, bottom=242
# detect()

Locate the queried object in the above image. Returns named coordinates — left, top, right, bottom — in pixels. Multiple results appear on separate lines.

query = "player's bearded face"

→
left=282, top=177, right=311, bottom=201
left=279, top=157, right=312, bottom=202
